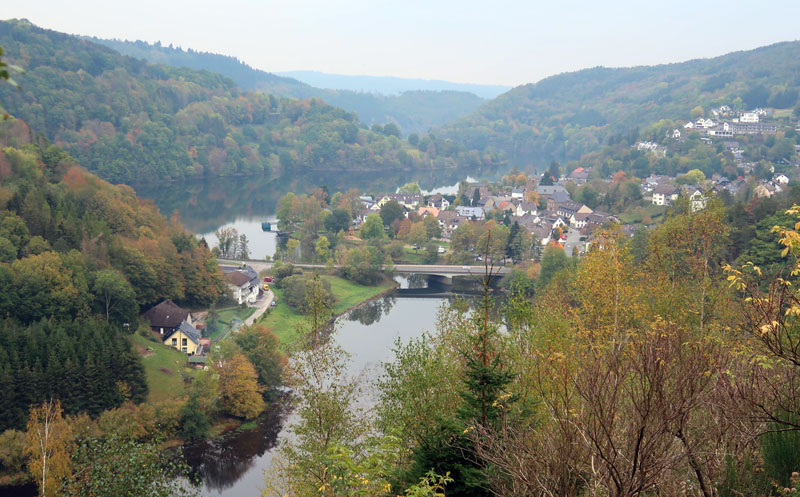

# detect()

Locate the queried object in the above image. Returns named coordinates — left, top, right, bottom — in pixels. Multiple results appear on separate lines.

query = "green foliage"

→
left=0, top=21, right=503, bottom=183
left=440, top=40, right=800, bottom=168
left=361, top=213, right=386, bottom=240
left=380, top=200, right=405, bottom=231
left=179, top=393, right=210, bottom=442
left=340, top=245, right=385, bottom=285
left=536, top=244, right=572, bottom=291
left=232, top=324, right=286, bottom=400
left=61, top=435, right=199, bottom=497
left=282, top=273, right=335, bottom=313
left=0, top=318, right=148, bottom=431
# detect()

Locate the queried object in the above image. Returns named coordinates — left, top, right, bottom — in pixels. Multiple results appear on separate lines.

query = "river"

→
left=135, top=173, right=486, bottom=497
left=3, top=171, right=490, bottom=497
left=181, top=276, right=463, bottom=497
left=133, top=170, right=489, bottom=259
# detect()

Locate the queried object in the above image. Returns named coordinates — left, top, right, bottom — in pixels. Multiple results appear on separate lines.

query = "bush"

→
left=282, top=274, right=335, bottom=312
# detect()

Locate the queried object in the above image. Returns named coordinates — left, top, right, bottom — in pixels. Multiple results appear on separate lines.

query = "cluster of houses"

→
left=673, top=108, right=779, bottom=140
left=140, top=264, right=263, bottom=360
left=358, top=178, right=619, bottom=251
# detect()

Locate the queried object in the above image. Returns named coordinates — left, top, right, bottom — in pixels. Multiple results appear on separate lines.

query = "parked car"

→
left=438, top=246, right=446, bottom=253
left=264, top=276, right=273, bottom=282
left=270, top=300, right=277, bottom=307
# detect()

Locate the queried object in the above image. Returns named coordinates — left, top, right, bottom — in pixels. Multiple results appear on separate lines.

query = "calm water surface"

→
left=135, top=171, right=491, bottom=258
left=183, top=286, right=450, bottom=497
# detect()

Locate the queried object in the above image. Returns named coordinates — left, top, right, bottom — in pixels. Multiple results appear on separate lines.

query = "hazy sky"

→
left=3, top=0, right=800, bottom=86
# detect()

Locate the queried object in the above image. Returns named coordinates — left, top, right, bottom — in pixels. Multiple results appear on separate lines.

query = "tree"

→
left=61, top=435, right=198, bottom=497
left=380, top=201, right=405, bottom=231
left=472, top=189, right=481, bottom=207
left=237, top=234, right=250, bottom=260
left=361, top=213, right=385, bottom=240
left=216, top=353, right=264, bottom=419
left=26, top=399, right=73, bottom=497
left=409, top=222, right=428, bottom=250
left=399, top=182, right=422, bottom=194
left=233, top=324, right=286, bottom=399
left=215, top=227, right=238, bottom=258
left=91, top=269, right=138, bottom=325
left=179, top=393, right=210, bottom=442
left=325, top=208, right=352, bottom=234
left=423, top=215, right=441, bottom=239
left=315, top=235, right=331, bottom=262
left=537, top=244, right=571, bottom=291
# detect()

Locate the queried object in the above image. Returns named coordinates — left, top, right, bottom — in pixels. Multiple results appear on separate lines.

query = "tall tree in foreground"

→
left=216, top=353, right=264, bottom=419
left=26, top=399, right=73, bottom=497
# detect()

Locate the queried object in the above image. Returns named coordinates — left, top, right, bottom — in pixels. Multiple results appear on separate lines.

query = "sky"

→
left=3, top=0, right=800, bottom=87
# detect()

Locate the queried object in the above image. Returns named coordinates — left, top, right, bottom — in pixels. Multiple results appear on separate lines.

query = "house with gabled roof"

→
left=163, top=321, right=203, bottom=355
left=142, top=299, right=191, bottom=337
left=225, top=270, right=260, bottom=305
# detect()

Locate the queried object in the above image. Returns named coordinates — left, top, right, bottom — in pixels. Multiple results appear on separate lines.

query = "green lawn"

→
left=206, top=305, right=257, bottom=342
left=618, top=203, right=667, bottom=225
left=259, top=274, right=395, bottom=346
left=131, top=334, right=201, bottom=403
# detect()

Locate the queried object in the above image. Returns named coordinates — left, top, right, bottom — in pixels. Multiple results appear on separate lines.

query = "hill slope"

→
left=89, top=37, right=488, bottom=135
left=438, top=41, right=800, bottom=169
left=0, top=20, right=503, bottom=184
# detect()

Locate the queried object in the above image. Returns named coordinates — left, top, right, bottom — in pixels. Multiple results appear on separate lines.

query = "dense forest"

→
left=0, top=20, right=505, bottom=184
left=438, top=41, right=800, bottom=169
left=88, top=38, right=490, bottom=135
left=0, top=115, right=224, bottom=432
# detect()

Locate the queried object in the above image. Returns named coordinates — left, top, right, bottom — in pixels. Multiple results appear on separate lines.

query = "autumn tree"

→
left=26, top=399, right=73, bottom=497
left=408, top=222, right=428, bottom=250
left=216, top=353, right=264, bottom=419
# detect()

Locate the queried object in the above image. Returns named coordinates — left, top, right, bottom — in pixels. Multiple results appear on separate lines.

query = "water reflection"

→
left=346, top=295, right=396, bottom=326
left=134, top=169, right=488, bottom=235
left=182, top=398, right=290, bottom=493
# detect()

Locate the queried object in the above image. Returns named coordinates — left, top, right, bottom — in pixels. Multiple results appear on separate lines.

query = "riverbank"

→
left=258, top=273, right=398, bottom=346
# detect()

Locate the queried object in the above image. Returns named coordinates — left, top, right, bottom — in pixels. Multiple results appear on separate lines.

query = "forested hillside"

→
left=439, top=41, right=800, bottom=169
left=90, top=37, right=488, bottom=135
left=0, top=116, right=224, bottom=430
left=0, top=20, right=504, bottom=184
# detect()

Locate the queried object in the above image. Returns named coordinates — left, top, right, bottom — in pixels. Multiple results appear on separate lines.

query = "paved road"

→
left=244, top=289, right=274, bottom=326
left=217, top=260, right=511, bottom=276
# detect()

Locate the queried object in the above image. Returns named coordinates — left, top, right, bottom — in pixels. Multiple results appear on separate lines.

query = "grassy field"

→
left=618, top=203, right=667, bottom=225
left=259, top=274, right=396, bottom=346
left=131, top=334, right=200, bottom=403
left=206, top=305, right=257, bottom=341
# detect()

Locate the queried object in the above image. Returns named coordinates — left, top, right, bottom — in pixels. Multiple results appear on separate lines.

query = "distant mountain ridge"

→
left=87, top=37, right=488, bottom=134
left=0, top=19, right=504, bottom=184
left=437, top=40, right=800, bottom=169
left=277, top=70, right=510, bottom=99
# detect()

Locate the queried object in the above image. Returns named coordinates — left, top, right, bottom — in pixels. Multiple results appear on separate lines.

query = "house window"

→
left=182, top=347, right=187, bottom=353
left=171, top=338, right=177, bottom=346
left=182, top=338, right=187, bottom=346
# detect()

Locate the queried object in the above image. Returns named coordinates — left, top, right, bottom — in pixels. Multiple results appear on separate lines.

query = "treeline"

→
left=438, top=40, right=800, bottom=168
left=89, top=37, right=487, bottom=135
left=0, top=319, right=148, bottom=431
left=0, top=20, right=505, bottom=184
left=0, top=119, right=224, bottom=431
left=266, top=196, right=800, bottom=496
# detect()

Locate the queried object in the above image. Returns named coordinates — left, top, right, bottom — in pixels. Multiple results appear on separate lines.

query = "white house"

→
left=225, top=270, right=259, bottom=305
left=652, top=184, right=678, bottom=206
left=688, top=190, right=707, bottom=212
left=773, top=173, right=790, bottom=185
left=740, top=112, right=760, bottom=123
